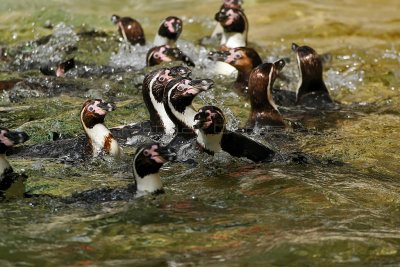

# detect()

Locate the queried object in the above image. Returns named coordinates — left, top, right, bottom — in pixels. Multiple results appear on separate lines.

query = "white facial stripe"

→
left=167, top=83, right=198, bottom=130
left=267, top=66, right=279, bottom=112
left=296, top=53, right=302, bottom=99
left=149, top=72, right=176, bottom=135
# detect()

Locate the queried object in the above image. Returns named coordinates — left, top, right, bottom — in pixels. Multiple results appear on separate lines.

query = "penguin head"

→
left=158, top=16, right=183, bottom=41
left=80, top=99, right=116, bottom=129
left=215, top=8, right=246, bottom=33
left=111, top=14, right=121, bottom=24
left=193, top=106, right=225, bottom=134
left=39, top=58, right=75, bottom=77
left=133, top=143, right=176, bottom=178
left=165, top=77, right=214, bottom=113
left=209, top=47, right=261, bottom=72
left=292, top=43, right=323, bottom=78
left=146, top=45, right=195, bottom=67
left=250, top=59, right=285, bottom=88
left=0, top=128, right=29, bottom=154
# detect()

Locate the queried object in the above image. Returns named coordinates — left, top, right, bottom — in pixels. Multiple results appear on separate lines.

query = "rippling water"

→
left=0, top=0, right=400, bottom=266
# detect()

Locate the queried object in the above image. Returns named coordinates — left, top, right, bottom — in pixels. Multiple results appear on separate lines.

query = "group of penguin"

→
left=0, top=0, right=336, bottom=200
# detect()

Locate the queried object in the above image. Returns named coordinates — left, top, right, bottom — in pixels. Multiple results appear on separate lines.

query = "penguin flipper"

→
left=220, top=131, right=275, bottom=163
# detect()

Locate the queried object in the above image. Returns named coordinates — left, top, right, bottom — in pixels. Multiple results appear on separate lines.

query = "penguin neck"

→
left=148, top=75, right=176, bottom=135
left=134, top=172, right=163, bottom=194
left=195, top=130, right=223, bottom=155
left=169, top=103, right=197, bottom=134
left=0, top=154, right=12, bottom=181
left=83, top=123, right=121, bottom=157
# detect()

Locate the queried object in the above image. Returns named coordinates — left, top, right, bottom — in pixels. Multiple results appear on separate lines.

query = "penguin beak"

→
left=157, top=146, right=177, bottom=162
left=189, top=79, right=214, bottom=92
left=98, top=101, right=116, bottom=112
left=215, top=11, right=228, bottom=22
left=292, top=43, right=300, bottom=52
left=193, top=111, right=208, bottom=129
left=4, top=130, right=30, bottom=145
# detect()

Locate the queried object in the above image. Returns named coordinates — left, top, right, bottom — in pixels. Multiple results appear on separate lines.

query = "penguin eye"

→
left=88, top=106, right=94, bottom=112
left=158, top=76, right=165, bottom=82
left=177, top=85, right=185, bottom=91
left=153, top=53, right=160, bottom=59
left=235, top=52, right=241, bottom=59
left=143, top=149, right=150, bottom=157
left=164, top=22, right=168, bottom=27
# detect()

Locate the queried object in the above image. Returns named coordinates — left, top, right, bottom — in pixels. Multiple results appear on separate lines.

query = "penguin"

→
left=245, top=59, right=287, bottom=130
left=11, top=99, right=122, bottom=161
left=63, top=143, right=176, bottom=203
left=215, top=7, right=248, bottom=49
left=146, top=45, right=195, bottom=67
left=154, top=16, right=183, bottom=47
left=208, top=47, right=262, bottom=94
left=0, top=128, right=29, bottom=196
left=193, top=105, right=275, bottom=162
left=102, top=66, right=193, bottom=143
left=80, top=99, right=123, bottom=158
left=163, top=77, right=214, bottom=138
left=142, top=65, right=192, bottom=135
left=39, top=58, right=75, bottom=77
left=292, top=43, right=334, bottom=107
left=111, top=14, right=146, bottom=46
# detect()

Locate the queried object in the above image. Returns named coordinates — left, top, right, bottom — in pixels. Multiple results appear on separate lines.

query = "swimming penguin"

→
left=154, top=16, right=183, bottom=47
left=193, top=105, right=275, bottom=162
left=209, top=47, right=262, bottom=94
left=103, top=66, right=193, bottom=143
left=142, top=65, right=192, bottom=135
left=146, top=45, right=195, bottom=67
left=215, top=7, right=248, bottom=49
left=81, top=99, right=123, bottom=158
left=63, top=143, right=176, bottom=203
left=163, top=77, right=214, bottom=138
left=245, top=59, right=287, bottom=130
left=0, top=128, right=29, bottom=196
left=11, top=99, right=122, bottom=161
left=39, top=58, right=75, bottom=77
left=111, top=14, right=146, bottom=46
left=292, top=43, right=334, bottom=107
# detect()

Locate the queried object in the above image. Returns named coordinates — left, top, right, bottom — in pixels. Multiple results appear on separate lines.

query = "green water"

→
left=1, top=0, right=400, bottom=266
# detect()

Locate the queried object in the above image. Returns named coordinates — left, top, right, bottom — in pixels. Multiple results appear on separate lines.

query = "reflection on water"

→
left=1, top=0, right=400, bottom=266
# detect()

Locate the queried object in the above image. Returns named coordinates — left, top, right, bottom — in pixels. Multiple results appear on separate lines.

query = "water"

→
left=1, top=0, right=400, bottom=266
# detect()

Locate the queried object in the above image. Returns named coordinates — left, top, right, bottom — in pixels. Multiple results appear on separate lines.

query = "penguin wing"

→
left=220, top=131, right=275, bottom=163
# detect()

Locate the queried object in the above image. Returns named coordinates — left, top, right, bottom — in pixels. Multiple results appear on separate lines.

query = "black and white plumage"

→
left=292, top=43, right=334, bottom=107
left=142, top=65, right=192, bottom=135
left=193, top=106, right=275, bottom=162
left=215, top=7, right=248, bottom=49
left=146, top=45, right=195, bottom=67
left=11, top=99, right=122, bottom=161
left=63, top=143, right=176, bottom=203
left=111, top=14, right=146, bottom=46
left=0, top=128, right=29, bottom=194
left=163, top=77, right=214, bottom=138
left=154, top=16, right=183, bottom=46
